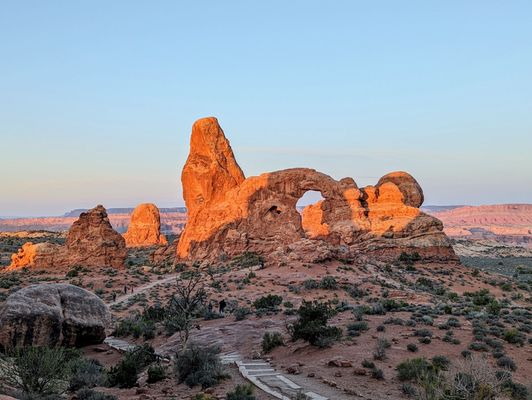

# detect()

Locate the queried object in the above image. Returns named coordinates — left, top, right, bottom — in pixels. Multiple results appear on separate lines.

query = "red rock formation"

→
left=177, top=117, right=457, bottom=264
left=7, top=242, right=66, bottom=271
left=65, top=205, right=126, bottom=269
left=123, top=203, right=167, bottom=247
left=6, top=205, right=126, bottom=270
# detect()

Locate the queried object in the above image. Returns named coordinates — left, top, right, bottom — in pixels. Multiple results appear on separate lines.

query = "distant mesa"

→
left=0, top=283, right=110, bottom=349
left=6, top=205, right=126, bottom=271
left=123, top=203, right=168, bottom=247
left=177, top=117, right=457, bottom=264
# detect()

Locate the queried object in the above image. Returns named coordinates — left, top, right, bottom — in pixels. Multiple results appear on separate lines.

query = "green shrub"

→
left=253, top=294, right=282, bottom=311
left=496, top=356, right=516, bottom=371
left=289, top=301, right=341, bottom=347
left=303, top=279, right=319, bottom=289
left=147, top=363, right=166, bottom=383
left=431, top=355, right=450, bottom=371
left=234, top=307, right=251, bottom=321
left=230, top=252, right=264, bottom=268
left=226, top=383, right=256, bottom=400
left=396, top=358, right=433, bottom=381
left=319, top=276, right=338, bottom=290
left=69, top=358, right=104, bottom=391
left=76, top=389, right=118, bottom=400
left=262, top=332, right=284, bottom=353
left=373, top=338, right=390, bottom=361
left=347, top=321, right=368, bottom=336
left=106, top=345, right=156, bottom=388
left=0, top=346, right=79, bottom=398
left=503, top=328, right=524, bottom=345
left=174, top=344, right=227, bottom=389
left=407, top=343, right=418, bottom=352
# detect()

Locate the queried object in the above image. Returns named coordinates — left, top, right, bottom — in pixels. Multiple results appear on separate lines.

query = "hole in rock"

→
left=296, top=191, right=327, bottom=238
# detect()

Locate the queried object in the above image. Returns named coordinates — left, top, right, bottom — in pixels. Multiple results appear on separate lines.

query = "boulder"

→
left=176, top=117, right=457, bottom=264
left=123, top=203, right=167, bottom=247
left=0, top=283, right=110, bottom=350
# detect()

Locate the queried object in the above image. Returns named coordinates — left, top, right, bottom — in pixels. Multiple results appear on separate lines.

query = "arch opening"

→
left=296, top=190, right=328, bottom=238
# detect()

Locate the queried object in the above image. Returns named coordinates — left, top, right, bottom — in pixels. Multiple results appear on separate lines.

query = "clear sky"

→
left=1, top=1, right=531, bottom=216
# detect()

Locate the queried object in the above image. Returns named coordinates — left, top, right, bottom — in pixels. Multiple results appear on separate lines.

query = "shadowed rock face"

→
left=123, top=203, right=167, bottom=247
left=7, top=205, right=126, bottom=270
left=0, top=283, right=110, bottom=350
left=178, top=117, right=457, bottom=264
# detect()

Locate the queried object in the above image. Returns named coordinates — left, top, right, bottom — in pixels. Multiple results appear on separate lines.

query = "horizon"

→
left=2, top=1, right=531, bottom=216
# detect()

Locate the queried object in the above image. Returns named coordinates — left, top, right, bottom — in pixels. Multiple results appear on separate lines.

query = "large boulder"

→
left=123, top=203, right=167, bottom=247
left=177, top=117, right=457, bottom=263
left=0, top=283, right=110, bottom=350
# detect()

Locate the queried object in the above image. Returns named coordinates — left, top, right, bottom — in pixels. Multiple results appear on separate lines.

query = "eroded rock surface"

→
left=178, top=117, right=457, bottom=264
left=123, top=203, right=167, bottom=247
left=7, top=205, right=126, bottom=270
left=0, top=283, right=110, bottom=349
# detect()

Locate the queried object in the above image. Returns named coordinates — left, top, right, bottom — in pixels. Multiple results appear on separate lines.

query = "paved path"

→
left=108, top=273, right=179, bottom=307
left=221, top=352, right=328, bottom=400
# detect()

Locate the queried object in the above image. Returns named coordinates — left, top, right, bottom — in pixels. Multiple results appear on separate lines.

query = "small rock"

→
left=353, top=368, right=367, bottom=376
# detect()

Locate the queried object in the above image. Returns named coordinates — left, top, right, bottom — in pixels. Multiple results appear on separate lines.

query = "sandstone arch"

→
left=177, top=117, right=457, bottom=264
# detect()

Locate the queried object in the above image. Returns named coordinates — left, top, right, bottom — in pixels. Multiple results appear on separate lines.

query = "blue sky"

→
left=1, top=1, right=531, bottom=216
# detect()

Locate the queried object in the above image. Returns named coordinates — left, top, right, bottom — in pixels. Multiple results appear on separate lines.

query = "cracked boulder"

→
left=0, top=283, right=110, bottom=350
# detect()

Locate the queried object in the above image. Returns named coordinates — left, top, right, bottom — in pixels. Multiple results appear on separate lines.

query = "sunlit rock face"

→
left=6, top=205, right=126, bottom=270
left=123, top=203, right=167, bottom=247
left=177, top=117, right=457, bottom=264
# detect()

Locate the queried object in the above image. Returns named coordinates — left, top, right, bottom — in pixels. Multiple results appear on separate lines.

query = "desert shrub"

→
left=469, top=342, right=489, bottom=351
left=496, top=356, right=517, bottom=371
left=407, top=343, right=418, bottom=352
left=115, top=316, right=155, bottom=340
left=0, top=347, right=79, bottom=398
left=447, top=317, right=461, bottom=327
left=145, top=364, right=165, bottom=385
left=399, top=252, right=421, bottom=265
left=371, top=367, right=384, bottom=380
left=234, top=307, right=251, bottom=321
left=253, top=294, right=282, bottom=311
left=396, top=358, right=433, bottom=381
left=373, top=338, right=391, bottom=361
left=376, top=324, right=385, bottom=332
left=502, top=328, right=525, bottom=345
left=464, top=289, right=494, bottom=306
left=502, top=380, right=529, bottom=400
left=69, top=358, right=104, bottom=391
left=319, top=276, right=338, bottom=290
left=0, top=346, right=79, bottom=398
left=106, top=345, right=156, bottom=388
left=431, top=355, right=450, bottom=371
left=344, top=285, right=366, bottom=298
left=261, top=332, right=284, bottom=353
left=226, top=383, right=256, bottom=400
left=303, top=279, right=318, bottom=290
left=414, top=329, right=433, bottom=338
left=230, top=252, right=263, bottom=269
left=401, top=383, right=417, bottom=396
left=289, top=301, right=341, bottom=347
left=347, top=321, right=368, bottom=336
left=76, top=389, right=118, bottom=400
left=0, top=272, right=21, bottom=289
left=418, top=337, right=431, bottom=344
left=174, top=344, right=227, bottom=389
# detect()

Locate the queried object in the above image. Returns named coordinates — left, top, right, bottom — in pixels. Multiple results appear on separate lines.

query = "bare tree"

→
left=165, top=271, right=207, bottom=347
